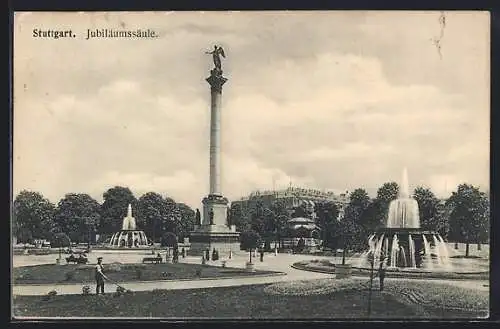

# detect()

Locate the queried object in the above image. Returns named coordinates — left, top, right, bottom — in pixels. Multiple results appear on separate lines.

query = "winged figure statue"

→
left=206, top=45, right=226, bottom=71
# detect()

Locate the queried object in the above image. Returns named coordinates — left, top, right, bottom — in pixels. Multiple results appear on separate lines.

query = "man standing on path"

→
left=95, top=257, right=106, bottom=295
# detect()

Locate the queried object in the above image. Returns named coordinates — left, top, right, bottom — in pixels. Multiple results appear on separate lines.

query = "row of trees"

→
left=12, top=183, right=489, bottom=258
left=229, top=183, right=490, bottom=257
left=13, top=186, right=196, bottom=246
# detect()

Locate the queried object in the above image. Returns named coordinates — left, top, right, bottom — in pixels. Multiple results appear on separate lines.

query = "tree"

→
left=99, top=186, right=137, bottom=235
left=162, top=196, right=182, bottom=236
left=240, top=230, right=261, bottom=264
left=324, top=219, right=343, bottom=250
left=314, top=201, right=339, bottom=244
left=446, top=184, right=489, bottom=257
left=365, top=182, right=399, bottom=233
left=376, top=182, right=399, bottom=203
left=229, top=202, right=249, bottom=231
left=13, top=190, right=56, bottom=243
left=340, top=188, right=370, bottom=263
left=54, top=193, right=101, bottom=244
left=248, top=200, right=266, bottom=235
left=51, top=232, right=71, bottom=248
left=161, top=231, right=178, bottom=258
left=269, top=200, right=291, bottom=249
left=176, top=203, right=195, bottom=241
left=136, top=192, right=167, bottom=243
left=160, top=231, right=178, bottom=248
left=51, top=232, right=71, bottom=261
left=413, top=187, right=446, bottom=234
left=292, top=202, right=313, bottom=218
left=261, top=208, right=277, bottom=250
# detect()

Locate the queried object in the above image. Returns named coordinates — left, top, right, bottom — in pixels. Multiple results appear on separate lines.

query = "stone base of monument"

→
left=189, top=229, right=240, bottom=256
left=335, top=264, right=353, bottom=279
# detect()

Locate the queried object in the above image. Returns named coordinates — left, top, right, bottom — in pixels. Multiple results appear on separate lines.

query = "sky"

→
left=13, top=11, right=490, bottom=209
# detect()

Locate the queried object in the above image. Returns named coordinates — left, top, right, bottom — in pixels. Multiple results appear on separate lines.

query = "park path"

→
left=12, top=253, right=333, bottom=296
left=12, top=252, right=488, bottom=296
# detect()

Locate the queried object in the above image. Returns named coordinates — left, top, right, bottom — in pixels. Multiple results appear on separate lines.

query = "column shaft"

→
left=209, top=88, right=222, bottom=195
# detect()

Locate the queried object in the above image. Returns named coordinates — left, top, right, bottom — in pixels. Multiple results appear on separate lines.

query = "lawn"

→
left=12, top=279, right=488, bottom=319
left=13, top=263, right=280, bottom=285
left=293, top=260, right=489, bottom=280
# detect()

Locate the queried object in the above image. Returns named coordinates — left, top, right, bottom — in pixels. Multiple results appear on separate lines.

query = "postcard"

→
left=12, top=11, right=490, bottom=320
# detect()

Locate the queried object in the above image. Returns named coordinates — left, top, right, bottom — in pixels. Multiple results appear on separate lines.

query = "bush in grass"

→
left=82, top=285, right=91, bottom=295
left=42, top=290, right=58, bottom=301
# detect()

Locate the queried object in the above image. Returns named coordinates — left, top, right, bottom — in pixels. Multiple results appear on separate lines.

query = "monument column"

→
left=189, top=45, right=240, bottom=256
left=206, top=70, right=227, bottom=196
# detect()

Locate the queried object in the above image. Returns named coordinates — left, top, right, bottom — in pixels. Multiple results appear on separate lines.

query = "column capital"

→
left=206, top=69, right=228, bottom=92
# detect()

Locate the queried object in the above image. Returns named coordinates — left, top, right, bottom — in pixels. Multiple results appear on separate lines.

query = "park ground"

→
left=11, top=243, right=489, bottom=319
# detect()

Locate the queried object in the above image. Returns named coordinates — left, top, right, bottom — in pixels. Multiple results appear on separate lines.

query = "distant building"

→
left=232, top=186, right=350, bottom=221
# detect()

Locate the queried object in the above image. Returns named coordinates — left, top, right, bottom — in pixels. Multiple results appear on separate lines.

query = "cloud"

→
left=13, top=12, right=489, bottom=208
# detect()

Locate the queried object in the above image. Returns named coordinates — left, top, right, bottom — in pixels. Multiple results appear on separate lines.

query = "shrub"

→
left=42, top=290, right=58, bottom=301
left=82, top=285, right=91, bottom=295
left=195, top=269, right=202, bottom=277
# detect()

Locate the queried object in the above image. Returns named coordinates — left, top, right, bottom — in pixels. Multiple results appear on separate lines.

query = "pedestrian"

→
left=95, top=257, right=106, bottom=295
left=379, top=261, right=386, bottom=291
left=260, top=249, right=264, bottom=262
left=181, top=247, right=186, bottom=258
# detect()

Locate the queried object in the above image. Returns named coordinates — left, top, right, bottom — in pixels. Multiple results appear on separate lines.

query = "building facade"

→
left=232, top=186, right=350, bottom=221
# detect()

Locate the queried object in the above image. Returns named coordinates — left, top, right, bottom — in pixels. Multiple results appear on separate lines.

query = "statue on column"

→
left=205, top=45, right=226, bottom=73
left=226, top=206, right=231, bottom=226
left=195, top=209, right=201, bottom=225
left=209, top=209, right=214, bottom=225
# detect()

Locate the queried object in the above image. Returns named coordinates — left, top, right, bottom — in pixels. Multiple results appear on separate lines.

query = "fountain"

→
left=358, top=168, right=453, bottom=271
left=108, top=204, right=150, bottom=248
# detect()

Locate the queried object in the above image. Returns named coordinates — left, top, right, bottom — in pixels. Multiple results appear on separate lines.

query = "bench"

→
left=142, top=257, right=162, bottom=264
left=65, top=255, right=88, bottom=264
